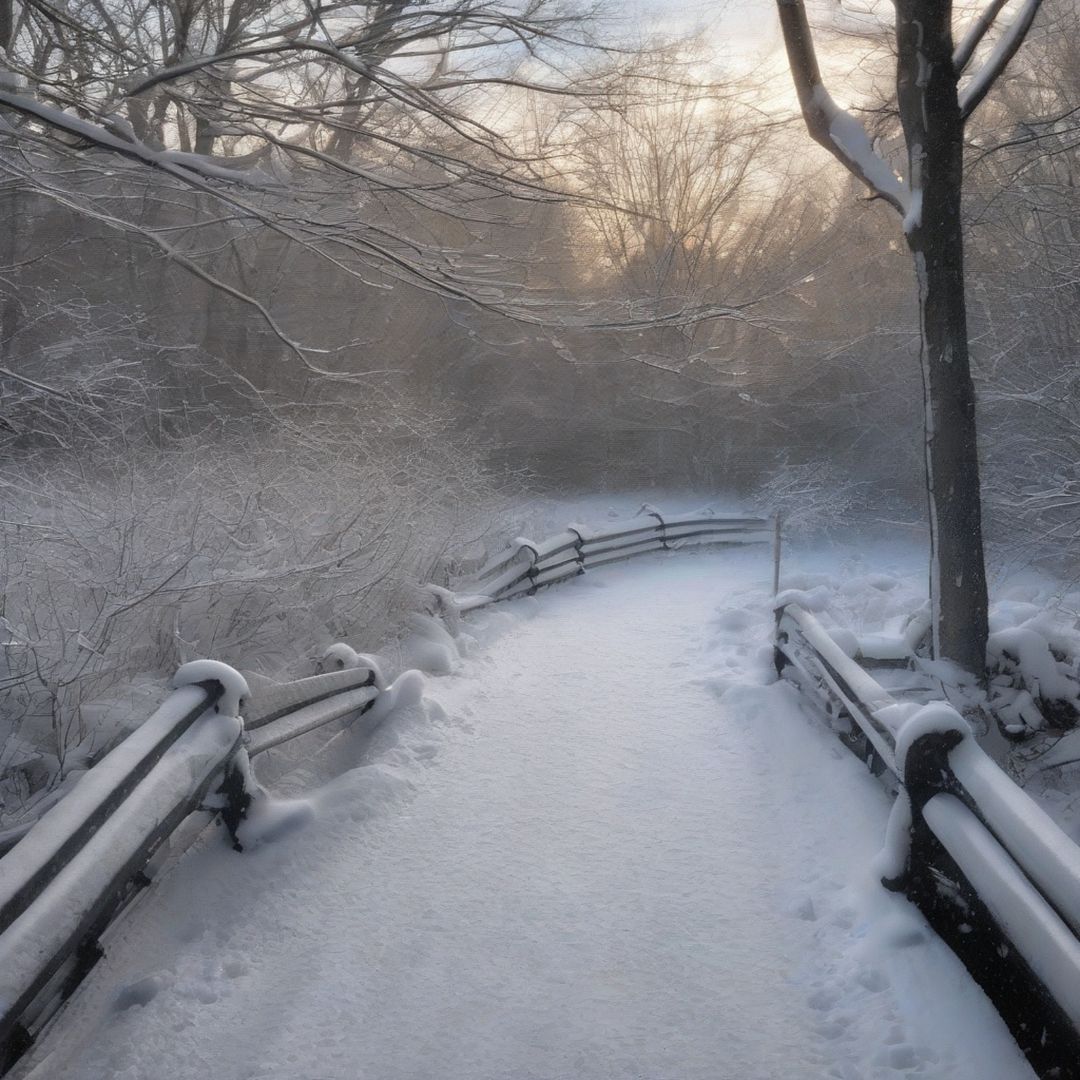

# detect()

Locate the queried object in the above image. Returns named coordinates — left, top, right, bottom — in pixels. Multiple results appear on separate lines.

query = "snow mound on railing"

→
left=826, top=626, right=860, bottom=659
left=773, top=586, right=830, bottom=613
left=873, top=790, right=913, bottom=885
left=170, top=660, right=250, bottom=718
left=319, top=644, right=386, bottom=689
left=894, top=703, right=972, bottom=777
left=365, top=669, right=426, bottom=726
left=402, top=614, right=461, bottom=675
left=566, top=521, right=596, bottom=541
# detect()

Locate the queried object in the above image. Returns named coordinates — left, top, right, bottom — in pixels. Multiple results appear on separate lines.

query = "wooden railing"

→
left=0, top=505, right=771, bottom=1074
left=0, top=656, right=383, bottom=1073
left=448, top=510, right=774, bottom=613
left=776, top=599, right=1080, bottom=1078
left=6, top=508, right=1076, bottom=1078
left=6, top=509, right=1077, bottom=1076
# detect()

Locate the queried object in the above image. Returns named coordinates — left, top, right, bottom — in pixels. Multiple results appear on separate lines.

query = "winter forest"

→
left=3, top=0, right=1080, bottom=1075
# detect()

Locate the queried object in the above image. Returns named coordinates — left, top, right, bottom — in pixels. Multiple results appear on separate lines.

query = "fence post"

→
left=773, top=603, right=789, bottom=680
left=895, top=724, right=1080, bottom=1075
left=646, top=510, right=668, bottom=550
left=512, top=540, right=540, bottom=595
left=772, top=513, right=783, bottom=596
left=425, top=585, right=462, bottom=636
left=567, top=526, right=586, bottom=574
left=215, top=748, right=261, bottom=852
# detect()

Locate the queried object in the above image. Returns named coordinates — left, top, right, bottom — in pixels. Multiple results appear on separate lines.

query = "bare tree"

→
left=775, top=0, right=1044, bottom=676
left=0, top=0, right=601, bottom=364
left=960, top=0, right=1080, bottom=567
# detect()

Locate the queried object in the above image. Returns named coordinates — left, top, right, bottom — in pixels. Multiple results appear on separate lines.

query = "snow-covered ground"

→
left=14, top=545, right=1034, bottom=1080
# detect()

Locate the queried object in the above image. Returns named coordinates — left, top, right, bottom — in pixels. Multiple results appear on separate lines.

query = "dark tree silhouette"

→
left=776, top=0, right=1043, bottom=677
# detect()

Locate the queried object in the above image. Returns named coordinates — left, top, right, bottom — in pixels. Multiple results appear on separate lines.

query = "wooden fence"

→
left=12, top=510, right=1073, bottom=1078
left=0, top=508, right=769, bottom=1073
left=776, top=599, right=1080, bottom=1078
left=449, top=510, right=774, bottom=612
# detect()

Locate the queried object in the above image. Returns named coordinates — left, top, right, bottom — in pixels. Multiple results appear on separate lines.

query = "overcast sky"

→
left=631, top=0, right=782, bottom=57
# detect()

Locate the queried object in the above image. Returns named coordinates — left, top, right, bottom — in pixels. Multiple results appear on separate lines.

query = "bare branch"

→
left=775, top=0, right=908, bottom=214
left=953, top=0, right=1011, bottom=74
left=959, top=0, right=1045, bottom=121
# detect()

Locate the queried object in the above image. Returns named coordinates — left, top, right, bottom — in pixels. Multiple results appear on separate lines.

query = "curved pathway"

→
left=17, top=548, right=1032, bottom=1080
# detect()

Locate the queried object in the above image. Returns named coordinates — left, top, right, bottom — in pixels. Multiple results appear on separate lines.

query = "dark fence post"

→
left=517, top=541, right=540, bottom=595
left=897, top=726, right=1080, bottom=1076
left=772, top=514, right=783, bottom=596
left=646, top=510, right=668, bottom=550
left=567, top=527, right=586, bottom=574
left=214, top=750, right=259, bottom=852
left=773, top=605, right=789, bottom=680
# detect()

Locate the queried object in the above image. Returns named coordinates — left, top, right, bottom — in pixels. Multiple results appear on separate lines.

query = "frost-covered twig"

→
left=958, top=0, right=1045, bottom=120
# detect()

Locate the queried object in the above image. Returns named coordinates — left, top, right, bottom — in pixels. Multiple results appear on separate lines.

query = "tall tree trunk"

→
left=194, top=116, right=216, bottom=157
left=0, top=0, right=13, bottom=54
left=897, top=0, right=989, bottom=676
left=0, top=186, right=21, bottom=364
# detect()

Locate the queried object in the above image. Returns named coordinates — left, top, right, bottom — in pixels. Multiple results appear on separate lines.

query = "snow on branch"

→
left=775, top=0, right=909, bottom=215
left=124, top=41, right=376, bottom=97
left=0, top=91, right=539, bottom=360
left=952, top=0, right=1011, bottom=74
left=0, top=90, right=271, bottom=186
left=958, top=0, right=1045, bottom=121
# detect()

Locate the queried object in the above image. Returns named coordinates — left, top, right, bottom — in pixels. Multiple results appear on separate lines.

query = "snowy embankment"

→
left=14, top=547, right=1032, bottom=1079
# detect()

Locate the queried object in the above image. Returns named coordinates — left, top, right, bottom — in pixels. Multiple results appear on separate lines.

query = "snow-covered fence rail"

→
left=243, top=664, right=383, bottom=757
left=444, top=511, right=774, bottom=615
left=0, top=505, right=761, bottom=1074
left=0, top=655, right=384, bottom=1074
left=775, top=600, right=1080, bottom=1076
left=774, top=601, right=905, bottom=780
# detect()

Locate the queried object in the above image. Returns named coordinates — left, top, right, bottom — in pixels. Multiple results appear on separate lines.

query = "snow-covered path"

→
left=18, top=548, right=1033, bottom=1080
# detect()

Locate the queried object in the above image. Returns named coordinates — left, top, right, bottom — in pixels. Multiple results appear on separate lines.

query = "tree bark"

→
left=776, top=0, right=997, bottom=675
left=194, top=116, right=216, bottom=157
left=896, top=0, right=989, bottom=676
left=0, top=1, right=12, bottom=55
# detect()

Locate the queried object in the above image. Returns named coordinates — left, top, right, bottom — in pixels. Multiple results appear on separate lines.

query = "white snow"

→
left=362, top=668, right=426, bottom=727
left=951, top=737, right=1080, bottom=940
left=509, top=535, right=540, bottom=559
left=893, top=702, right=972, bottom=778
left=903, top=186, right=924, bottom=234
left=990, top=626, right=1080, bottom=707
left=957, top=0, right=1044, bottom=118
left=775, top=584, right=831, bottom=612
left=810, top=86, right=910, bottom=212
left=400, top=613, right=461, bottom=675
left=170, top=660, right=251, bottom=718
left=0, top=686, right=212, bottom=919
left=319, top=644, right=387, bottom=688
left=874, top=790, right=913, bottom=885
left=923, top=793, right=1080, bottom=1027
left=827, top=625, right=860, bottom=658
left=11, top=549, right=1032, bottom=1080
left=243, top=685, right=380, bottom=758
left=857, top=633, right=913, bottom=662
left=0, top=710, right=241, bottom=1022
left=235, top=796, right=316, bottom=850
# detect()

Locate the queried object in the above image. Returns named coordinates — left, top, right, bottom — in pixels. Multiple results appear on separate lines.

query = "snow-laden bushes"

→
left=754, top=457, right=874, bottom=540
left=0, top=414, right=508, bottom=819
left=987, top=604, right=1080, bottom=734
left=775, top=559, right=1080, bottom=737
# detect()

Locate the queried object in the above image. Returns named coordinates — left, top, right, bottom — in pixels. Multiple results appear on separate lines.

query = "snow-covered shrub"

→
left=754, top=456, right=872, bottom=540
left=0, top=411, right=509, bottom=819
left=987, top=620, right=1080, bottom=734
